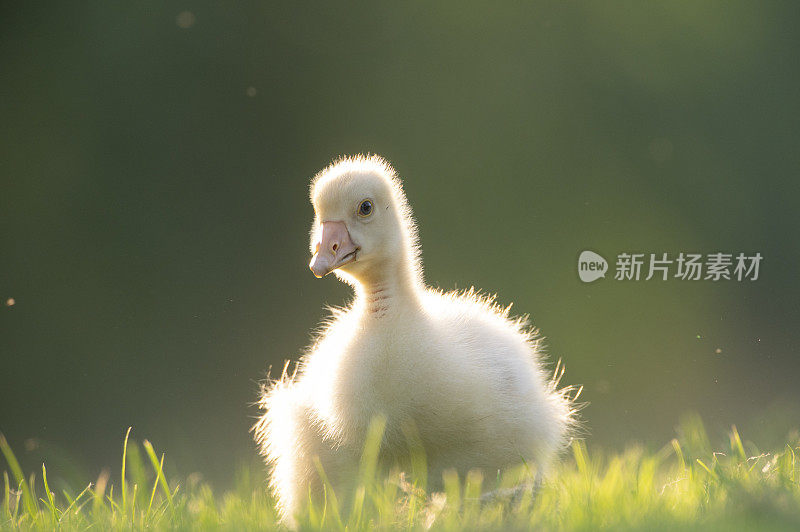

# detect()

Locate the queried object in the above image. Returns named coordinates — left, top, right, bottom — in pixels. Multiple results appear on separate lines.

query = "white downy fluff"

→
left=254, top=155, right=577, bottom=525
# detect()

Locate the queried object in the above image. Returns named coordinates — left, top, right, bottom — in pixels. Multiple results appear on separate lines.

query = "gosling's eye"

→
left=357, top=200, right=373, bottom=217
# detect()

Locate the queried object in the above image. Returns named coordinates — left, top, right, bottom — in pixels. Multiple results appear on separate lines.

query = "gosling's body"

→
left=254, top=156, right=575, bottom=524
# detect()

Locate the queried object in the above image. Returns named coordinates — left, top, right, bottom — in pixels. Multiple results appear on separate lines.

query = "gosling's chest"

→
left=328, top=319, right=430, bottom=437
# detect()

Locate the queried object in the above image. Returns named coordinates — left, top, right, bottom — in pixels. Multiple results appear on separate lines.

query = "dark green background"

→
left=2, top=2, right=799, bottom=486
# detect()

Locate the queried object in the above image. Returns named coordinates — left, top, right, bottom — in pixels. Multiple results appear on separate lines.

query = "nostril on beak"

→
left=332, top=243, right=339, bottom=252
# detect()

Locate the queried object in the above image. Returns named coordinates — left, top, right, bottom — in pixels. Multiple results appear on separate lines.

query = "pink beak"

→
left=309, top=221, right=358, bottom=278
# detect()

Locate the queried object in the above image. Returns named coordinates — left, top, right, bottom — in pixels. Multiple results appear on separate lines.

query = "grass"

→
left=2, top=415, right=799, bottom=531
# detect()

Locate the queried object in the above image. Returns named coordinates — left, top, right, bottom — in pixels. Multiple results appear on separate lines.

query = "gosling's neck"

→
left=351, top=257, right=422, bottom=319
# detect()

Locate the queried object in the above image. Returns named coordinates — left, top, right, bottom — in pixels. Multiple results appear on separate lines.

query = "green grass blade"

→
left=121, top=426, right=132, bottom=514
left=3, top=470, right=10, bottom=520
left=128, top=443, right=147, bottom=505
left=573, top=440, right=590, bottom=476
left=695, top=458, right=718, bottom=480
left=142, top=440, right=173, bottom=509
left=60, top=482, right=92, bottom=521
left=401, top=418, right=428, bottom=493
left=146, top=452, right=165, bottom=518
left=72, top=495, right=93, bottom=517
left=41, top=464, right=57, bottom=523
left=349, top=415, right=387, bottom=528
left=671, top=438, right=686, bottom=471
left=131, top=483, right=138, bottom=522
left=730, top=425, right=746, bottom=462
left=0, top=434, right=38, bottom=522
left=312, top=456, right=344, bottom=531
left=106, top=484, right=121, bottom=514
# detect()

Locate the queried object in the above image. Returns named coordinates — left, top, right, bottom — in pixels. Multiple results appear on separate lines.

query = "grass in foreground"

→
left=2, top=416, right=799, bottom=531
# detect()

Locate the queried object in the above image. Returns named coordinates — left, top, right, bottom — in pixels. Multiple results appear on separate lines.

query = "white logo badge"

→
left=578, top=250, right=608, bottom=283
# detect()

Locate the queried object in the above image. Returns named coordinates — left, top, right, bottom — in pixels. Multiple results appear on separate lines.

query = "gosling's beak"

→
left=309, top=221, right=358, bottom=278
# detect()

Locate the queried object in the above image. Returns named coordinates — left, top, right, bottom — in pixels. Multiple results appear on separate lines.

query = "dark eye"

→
left=358, top=200, right=373, bottom=217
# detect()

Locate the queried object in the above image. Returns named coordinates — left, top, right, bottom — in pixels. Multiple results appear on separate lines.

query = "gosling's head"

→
left=308, top=155, right=420, bottom=285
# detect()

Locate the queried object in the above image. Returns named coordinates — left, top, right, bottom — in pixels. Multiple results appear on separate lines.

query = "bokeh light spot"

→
left=176, top=11, right=196, bottom=29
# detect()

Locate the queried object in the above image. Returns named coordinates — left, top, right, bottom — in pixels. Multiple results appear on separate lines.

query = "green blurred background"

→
left=2, top=2, right=799, bottom=486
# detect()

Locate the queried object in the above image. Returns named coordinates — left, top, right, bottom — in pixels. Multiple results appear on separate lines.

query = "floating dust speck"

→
left=176, top=11, right=196, bottom=29
left=246, top=86, right=257, bottom=97
left=648, top=137, right=674, bottom=163
left=715, top=347, right=722, bottom=355
left=5, top=298, right=14, bottom=307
